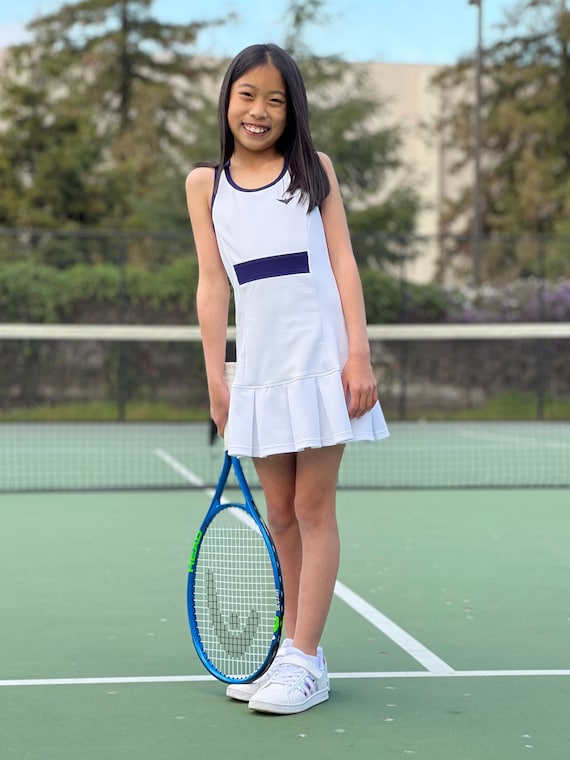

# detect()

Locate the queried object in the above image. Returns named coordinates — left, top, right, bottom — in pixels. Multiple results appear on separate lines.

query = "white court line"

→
left=332, top=670, right=570, bottom=679
left=155, top=448, right=209, bottom=488
left=2, top=670, right=570, bottom=687
left=334, top=581, right=455, bottom=674
left=156, top=449, right=455, bottom=675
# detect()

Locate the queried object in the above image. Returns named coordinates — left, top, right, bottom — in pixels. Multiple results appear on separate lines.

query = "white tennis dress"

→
left=212, top=162, right=389, bottom=458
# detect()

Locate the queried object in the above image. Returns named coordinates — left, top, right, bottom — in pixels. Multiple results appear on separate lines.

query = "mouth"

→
left=242, top=123, right=270, bottom=135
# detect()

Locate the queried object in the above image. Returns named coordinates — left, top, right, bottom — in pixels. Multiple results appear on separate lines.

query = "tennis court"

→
left=1, top=421, right=569, bottom=759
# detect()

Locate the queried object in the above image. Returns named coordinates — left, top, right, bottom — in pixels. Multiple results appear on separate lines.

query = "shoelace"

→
left=257, top=648, right=289, bottom=682
left=270, top=662, right=314, bottom=686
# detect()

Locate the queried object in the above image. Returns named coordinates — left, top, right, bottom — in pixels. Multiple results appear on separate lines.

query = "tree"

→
left=432, top=0, right=570, bottom=280
left=0, top=0, right=227, bottom=230
left=0, top=0, right=421, bottom=270
left=0, top=60, right=119, bottom=228
left=281, top=0, right=422, bottom=269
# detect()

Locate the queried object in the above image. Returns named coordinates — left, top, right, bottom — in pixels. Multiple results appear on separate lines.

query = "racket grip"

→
left=224, top=361, right=236, bottom=390
left=223, top=362, right=236, bottom=450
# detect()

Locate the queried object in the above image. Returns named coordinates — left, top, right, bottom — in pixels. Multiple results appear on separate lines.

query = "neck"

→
left=230, top=147, right=283, bottom=170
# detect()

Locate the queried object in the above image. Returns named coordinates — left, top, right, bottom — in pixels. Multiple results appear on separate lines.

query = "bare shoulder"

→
left=316, top=151, right=341, bottom=188
left=185, top=165, right=216, bottom=199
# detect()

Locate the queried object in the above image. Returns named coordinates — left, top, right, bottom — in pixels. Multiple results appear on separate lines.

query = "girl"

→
left=186, top=43, right=389, bottom=715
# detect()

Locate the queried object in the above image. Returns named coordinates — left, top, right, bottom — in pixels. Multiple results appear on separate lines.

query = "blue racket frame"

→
left=187, top=452, right=284, bottom=684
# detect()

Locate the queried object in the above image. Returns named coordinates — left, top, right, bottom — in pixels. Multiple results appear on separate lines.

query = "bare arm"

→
left=318, top=152, right=378, bottom=418
left=185, top=167, right=231, bottom=436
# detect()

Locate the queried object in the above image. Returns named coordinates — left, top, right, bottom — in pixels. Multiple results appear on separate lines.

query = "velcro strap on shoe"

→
left=279, top=653, right=323, bottom=678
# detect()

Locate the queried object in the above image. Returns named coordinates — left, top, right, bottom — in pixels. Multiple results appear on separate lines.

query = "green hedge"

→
left=361, top=269, right=447, bottom=323
left=0, top=259, right=200, bottom=323
left=0, top=260, right=446, bottom=325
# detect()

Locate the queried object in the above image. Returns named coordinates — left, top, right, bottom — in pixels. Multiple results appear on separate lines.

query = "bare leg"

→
left=290, top=445, right=343, bottom=655
left=254, top=445, right=344, bottom=655
left=253, top=453, right=299, bottom=638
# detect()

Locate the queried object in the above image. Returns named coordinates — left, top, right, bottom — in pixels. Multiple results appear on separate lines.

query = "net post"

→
left=398, top=256, right=409, bottom=420
left=116, top=233, right=128, bottom=422
left=535, top=234, right=547, bottom=420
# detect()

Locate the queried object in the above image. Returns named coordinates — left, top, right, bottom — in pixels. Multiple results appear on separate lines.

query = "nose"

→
left=249, top=96, right=267, bottom=119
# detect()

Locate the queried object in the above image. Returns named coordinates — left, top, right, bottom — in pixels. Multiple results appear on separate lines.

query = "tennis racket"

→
left=187, top=451, right=284, bottom=683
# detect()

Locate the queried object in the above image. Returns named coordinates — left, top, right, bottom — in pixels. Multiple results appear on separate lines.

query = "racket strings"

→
left=193, top=509, right=280, bottom=680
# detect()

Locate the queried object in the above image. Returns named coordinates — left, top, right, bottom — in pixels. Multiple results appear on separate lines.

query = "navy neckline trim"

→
left=224, top=161, right=287, bottom=192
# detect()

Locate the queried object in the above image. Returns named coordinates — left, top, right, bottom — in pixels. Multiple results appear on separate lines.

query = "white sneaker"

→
left=248, top=648, right=329, bottom=715
left=225, top=639, right=292, bottom=702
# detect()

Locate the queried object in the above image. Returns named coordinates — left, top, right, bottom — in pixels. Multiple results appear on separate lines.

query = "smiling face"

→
left=226, top=63, right=288, bottom=157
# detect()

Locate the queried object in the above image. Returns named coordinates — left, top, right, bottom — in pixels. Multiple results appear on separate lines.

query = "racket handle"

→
left=224, top=361, right=236, bottom=389
left=223, top=362, right=236, bottom=449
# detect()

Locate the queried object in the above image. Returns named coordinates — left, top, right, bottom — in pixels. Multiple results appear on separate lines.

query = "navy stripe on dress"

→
left=234, top=251, right=309, bottom=285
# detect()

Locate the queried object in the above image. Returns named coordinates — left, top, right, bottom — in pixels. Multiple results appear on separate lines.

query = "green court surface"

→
left=1, top=487, right=569, bottom=759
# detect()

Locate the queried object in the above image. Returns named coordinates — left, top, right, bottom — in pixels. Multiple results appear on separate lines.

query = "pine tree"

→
left=0, top=0, right=227, bottom=229
left=432, top=0, right=570, bottom=280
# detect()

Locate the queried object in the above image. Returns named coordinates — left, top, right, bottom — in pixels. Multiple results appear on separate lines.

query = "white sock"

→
left=288, top=646, right=320, bottom=668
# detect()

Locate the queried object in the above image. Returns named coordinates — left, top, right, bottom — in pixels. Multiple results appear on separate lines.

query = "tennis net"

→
left=1, top=322, right=569, bottom=491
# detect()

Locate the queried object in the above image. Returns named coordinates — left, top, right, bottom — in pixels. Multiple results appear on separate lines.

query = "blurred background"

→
left=0, top=0, right=568, bottom=490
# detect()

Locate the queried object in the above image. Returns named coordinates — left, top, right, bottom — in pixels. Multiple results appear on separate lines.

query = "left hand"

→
left=342, top=353, right=379, bottom=419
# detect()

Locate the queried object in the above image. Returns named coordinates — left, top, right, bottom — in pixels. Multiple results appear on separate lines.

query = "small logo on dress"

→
left=277, top=196, right=293, bottom=205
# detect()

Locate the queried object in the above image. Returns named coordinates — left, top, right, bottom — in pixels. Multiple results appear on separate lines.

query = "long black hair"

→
left=215, top=43, right=330, bottom=212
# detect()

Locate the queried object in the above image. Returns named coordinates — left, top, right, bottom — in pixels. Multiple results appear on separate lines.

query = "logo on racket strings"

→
left=205, top=568, right=260, bottom=658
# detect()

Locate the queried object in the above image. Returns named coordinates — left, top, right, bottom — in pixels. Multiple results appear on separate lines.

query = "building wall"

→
left=361, top=62, right=469, bottom=283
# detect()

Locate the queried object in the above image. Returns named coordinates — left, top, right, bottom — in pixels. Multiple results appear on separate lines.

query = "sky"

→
left=0, top=0, right=515, bottom=64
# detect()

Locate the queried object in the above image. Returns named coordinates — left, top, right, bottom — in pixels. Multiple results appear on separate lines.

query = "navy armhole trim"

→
left=211, top=165, right=220, bottom=208
left=234, top=251, right=309, bottom=285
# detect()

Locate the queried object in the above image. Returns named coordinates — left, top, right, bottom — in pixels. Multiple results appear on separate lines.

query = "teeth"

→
left=244, top=124, right=268, bottom=134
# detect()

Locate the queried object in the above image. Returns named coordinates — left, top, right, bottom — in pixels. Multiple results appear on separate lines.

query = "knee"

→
left=294, top=493, right=333, bottom=532
left=266, top=497, right=296, bottom=536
